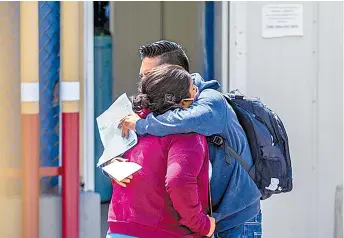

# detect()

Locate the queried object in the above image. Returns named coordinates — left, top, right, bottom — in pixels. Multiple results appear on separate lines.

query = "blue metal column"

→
left=39, top=1, right=60, bottom=193
left=204, top=1, right=215, bottom=81
left=94, top=30, right=113, bottom=202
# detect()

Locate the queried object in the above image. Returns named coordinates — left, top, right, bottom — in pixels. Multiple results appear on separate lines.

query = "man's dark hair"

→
left=133, top=64, right=191, bottom=115
left=139, top=40, right=190, bottom=72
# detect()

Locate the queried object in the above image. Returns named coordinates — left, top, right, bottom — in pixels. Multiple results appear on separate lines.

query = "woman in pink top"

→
left=106, top=65, right=215, bottom=238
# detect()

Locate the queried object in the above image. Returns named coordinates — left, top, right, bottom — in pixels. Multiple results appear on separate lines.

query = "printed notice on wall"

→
left=262, top=4, right=303, bottom=38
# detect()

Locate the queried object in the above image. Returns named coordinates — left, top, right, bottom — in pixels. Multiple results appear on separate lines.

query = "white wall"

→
left=229, top=2, right=343, bottom=238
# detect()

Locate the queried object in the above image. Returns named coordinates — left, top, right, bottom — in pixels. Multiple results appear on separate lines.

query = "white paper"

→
left=102, top=161, right=142, bottom=182
left=96, top=93, right=138, bottom=167
left=262, top=4, right=303, bottom=38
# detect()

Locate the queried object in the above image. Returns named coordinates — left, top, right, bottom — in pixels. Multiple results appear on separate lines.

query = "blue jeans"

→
left=106, top=212, right=261, bottom=238
left=106, top=234, right=136, bottom=238
left=215, top=212, right=262, bottom=238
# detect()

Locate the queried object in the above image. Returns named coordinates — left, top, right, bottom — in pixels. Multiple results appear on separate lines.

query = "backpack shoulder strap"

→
left=207, top=135, right=252, bottom=172
left=225, top=144, right=251, bottom=172
left=226, top=144, right=256, bottom=180
left=221, top=93, right=256, bottom=177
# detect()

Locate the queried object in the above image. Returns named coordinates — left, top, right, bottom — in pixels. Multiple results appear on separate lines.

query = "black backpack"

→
left=208, top=90, right=293, bottom=200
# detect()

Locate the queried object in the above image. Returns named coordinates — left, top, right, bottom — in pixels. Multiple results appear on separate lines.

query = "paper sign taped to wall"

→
left=262, top=4, right=303, bottom=38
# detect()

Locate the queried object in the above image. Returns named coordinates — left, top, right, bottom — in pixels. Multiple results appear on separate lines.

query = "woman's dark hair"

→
left=133, top=64, right=191, bottom=115
left=139, top=40, right=190, bottom=72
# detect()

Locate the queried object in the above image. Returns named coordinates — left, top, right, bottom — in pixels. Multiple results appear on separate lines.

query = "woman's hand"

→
left=114, top=175, right=133, bottom=187
left=108, top=158, right=133, bottom=187
left=206, top=216, right=216, bottom=237
left=118, top=114, right=140, bottom=138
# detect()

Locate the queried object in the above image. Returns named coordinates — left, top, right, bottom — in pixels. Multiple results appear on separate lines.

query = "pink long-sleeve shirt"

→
left=108, top=126, right=210, bottom=237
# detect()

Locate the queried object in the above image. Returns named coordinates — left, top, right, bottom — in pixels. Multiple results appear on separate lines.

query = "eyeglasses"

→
left=182, top=98, right=195, bottom=102
left=181, top=98, right=194, bottom=107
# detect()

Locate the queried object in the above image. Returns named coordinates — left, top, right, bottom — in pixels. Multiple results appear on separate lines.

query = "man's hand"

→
left=118, top=114, right=140, bottom=138
left=206, top=216, right=216, bottom=237
left=108, top=157, right=133, bottom=187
